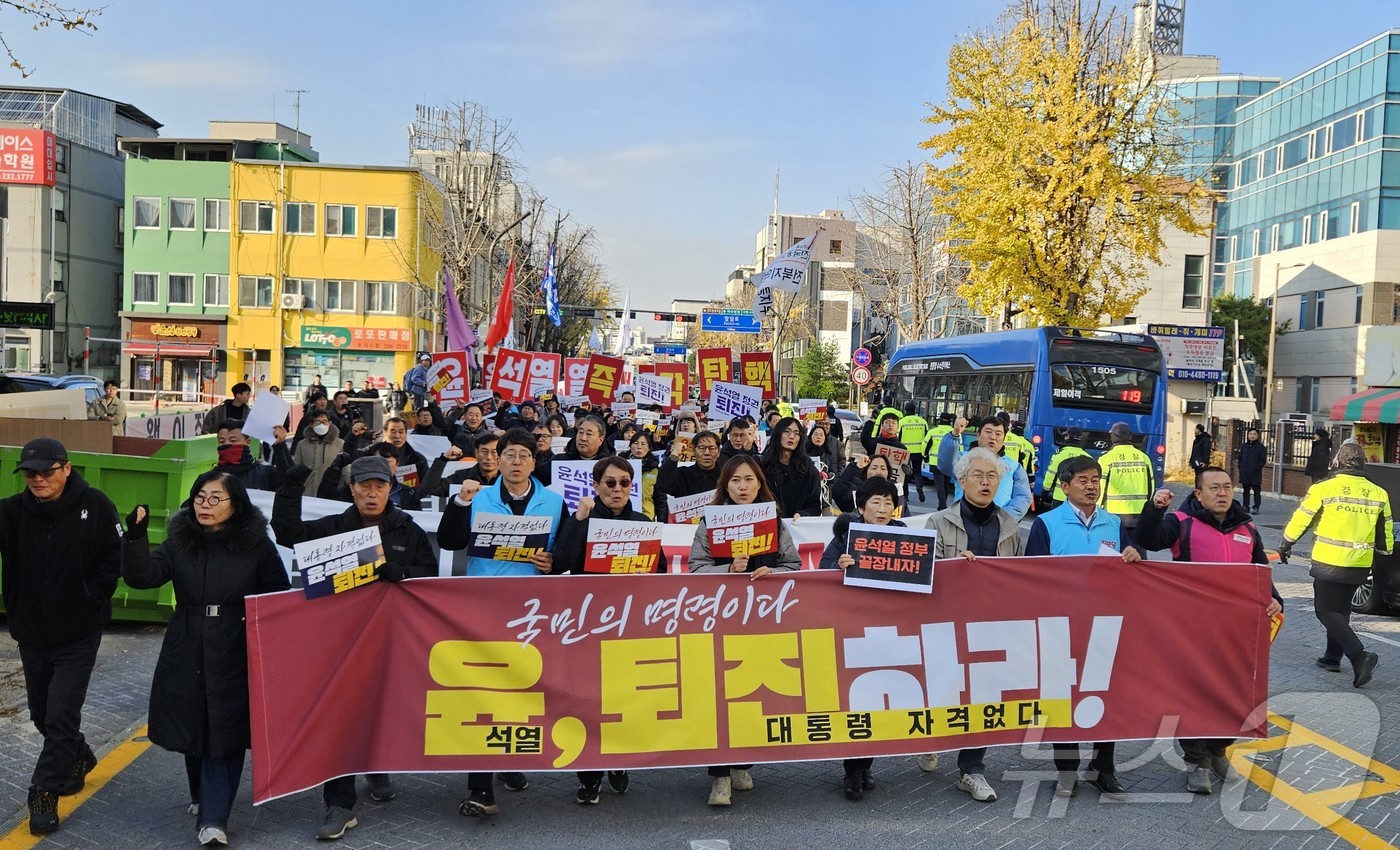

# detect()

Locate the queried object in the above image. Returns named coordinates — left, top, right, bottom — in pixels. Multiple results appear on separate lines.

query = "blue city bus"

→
left=884, top=327, right=1168, bottom=494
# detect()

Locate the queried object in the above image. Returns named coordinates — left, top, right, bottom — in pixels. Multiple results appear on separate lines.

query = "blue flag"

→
left=542, top=243, right=562, bottom=327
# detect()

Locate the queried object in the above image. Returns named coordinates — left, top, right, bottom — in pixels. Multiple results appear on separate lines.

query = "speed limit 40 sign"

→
left=851, top=365, right=872, bottom=385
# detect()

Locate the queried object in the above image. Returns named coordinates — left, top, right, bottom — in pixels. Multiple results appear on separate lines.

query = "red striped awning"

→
left=124, top=342, right=215, bottom=357
left=1330, top=387, right=1400, bottom=423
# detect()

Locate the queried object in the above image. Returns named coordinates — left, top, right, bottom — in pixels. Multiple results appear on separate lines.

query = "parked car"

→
left=834, top=408, right=865, bottom=459
left=1352, top=462, right=1400, bottom=615
left=0, top=372, right=104, bottom=408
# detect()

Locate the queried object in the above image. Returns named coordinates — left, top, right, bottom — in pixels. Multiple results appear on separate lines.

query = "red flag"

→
left=483, top=256, right=516, bottom=350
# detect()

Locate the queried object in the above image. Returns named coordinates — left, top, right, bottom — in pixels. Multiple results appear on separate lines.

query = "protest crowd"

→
left=2, top=356, right=1387, bottom=847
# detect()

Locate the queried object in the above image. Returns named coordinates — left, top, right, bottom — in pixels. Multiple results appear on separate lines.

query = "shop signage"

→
left=300, top=325, right=412, bottom=351
left=0, top=129, right=56, bottom=186
left=150, top=323, right=201, bottom=339
left=0, top=300, right=54, bottom=330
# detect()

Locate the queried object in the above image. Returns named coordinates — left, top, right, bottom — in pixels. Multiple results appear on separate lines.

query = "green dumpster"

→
left=0, top=435, right=218, bottom=623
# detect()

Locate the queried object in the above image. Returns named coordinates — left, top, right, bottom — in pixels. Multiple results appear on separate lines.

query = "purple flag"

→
left=444, top=269, right=474, bottom=351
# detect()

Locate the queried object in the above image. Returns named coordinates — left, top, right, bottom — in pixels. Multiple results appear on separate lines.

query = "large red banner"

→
left=247, top=558, right=1272, bottom=803
left=739, top=352, right=776, bottom=399
left=653, top=362, right=688, bottom=410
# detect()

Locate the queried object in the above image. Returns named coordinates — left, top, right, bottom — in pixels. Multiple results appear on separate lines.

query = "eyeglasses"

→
left=21, top=465, right=64, bottom=480
left=598, top=478, right=632, bottom=489
left=963, top=472, right=1000, bottom=484
left=193, top=493, right=226, bottom=506
left=500, top=451, right=534, bottom=463
left=1201, top=484, right=1233, bottom=493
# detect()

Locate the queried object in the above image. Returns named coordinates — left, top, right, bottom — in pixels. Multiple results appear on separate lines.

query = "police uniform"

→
left=898, top=411, right=929, bottom=502
left=1041, top=445, right=1090, bottom=506
left=1098, top=442, right=1154, bottom=535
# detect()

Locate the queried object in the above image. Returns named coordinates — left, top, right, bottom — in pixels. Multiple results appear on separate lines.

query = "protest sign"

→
left=406, top=434, right=450, bottom=462
left=635, top=374, right=672, bottom=408
left=697, top=348, right=732, bottom=399
left=550, top=459, right=644, bottom=513
left=711, top=381, right=762, bottom=421
left=612, top=402, right=638, bottom=419
left=875, top=443, right=911, bottom=467
left=489, top=347, right=533, bottom=403
left=842, top=524, right=937, bottom=594
left=653, top=363, right=688, bottom=409
left=666, top=489, right=714, bottom=524
left=584, top=355, right=624, bottom=405
left=467, top=513, right=554, bottom=563
left=293, top=527, right=385, bottom=599
left=429, top=352, right=470, bottom=404
left=704, top=502, right=779, bottom=558
left=242, top=394, right=290, bottom=445
left=798, top=398, right=827, bottom=427
left=564, top=358, right=590, bottom=397
left=469, top=388, right=496, bottom=414
left=529, top=353, right=561, bottom=397
left=583, top=520, right=664, bottom=573
left=739, top=352, right=776, bottom=399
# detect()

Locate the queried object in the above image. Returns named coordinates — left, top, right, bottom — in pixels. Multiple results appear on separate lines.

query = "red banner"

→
left=247, top=557, right=1272, bottom=803
left=564, top=357, right=589, bottom=397
left=528, top=352, right=560, bottom=397
left=488, top=347, right=533, bottom=403
left=653, top=363, right=688, bottom=411
left=739, top=352, right=776, bottom=400
left=697, top=347, right=732, bottom=400
left=583, top=354, right=623, bottom=405
left=428, top=352, right=469, bottom=404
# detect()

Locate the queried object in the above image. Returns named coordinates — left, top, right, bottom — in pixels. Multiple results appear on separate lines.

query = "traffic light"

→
left=652, top=312, right=697, bottom=323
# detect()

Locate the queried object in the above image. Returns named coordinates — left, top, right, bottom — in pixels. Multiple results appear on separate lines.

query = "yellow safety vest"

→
left=1098, top=444, right=1153, bottom=515
left=1284, top=472, right=1395, bottom=568
left=1042, top=445, right=1089, bottom=502
left=1005, top=432, right=1036, bottom=475
left=899, top=415, right=929, bottom=453
left=924, top=424, right=952, bottom=459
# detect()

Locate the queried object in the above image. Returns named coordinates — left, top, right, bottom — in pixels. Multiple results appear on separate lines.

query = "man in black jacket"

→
left=1237, top=428, right=1266, bottom=513
left=655, top=431, right=722, bottom=522
left=214, top=420, right=291, bottom=491
left=0, top=438, right=121, bottom=836
left=272, top=455, right=438, bottom=840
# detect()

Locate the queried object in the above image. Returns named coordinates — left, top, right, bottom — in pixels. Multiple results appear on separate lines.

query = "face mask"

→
left=218, top=444, right=251, bottom=466
left=313, top=423, right=331, bottom=436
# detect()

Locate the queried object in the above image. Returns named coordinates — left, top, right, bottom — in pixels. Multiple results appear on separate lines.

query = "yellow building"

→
left=226, top=160, right=442, bottom=393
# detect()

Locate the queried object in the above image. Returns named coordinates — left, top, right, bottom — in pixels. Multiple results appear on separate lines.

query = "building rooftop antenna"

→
left=286, top=89, right=309, bottom=135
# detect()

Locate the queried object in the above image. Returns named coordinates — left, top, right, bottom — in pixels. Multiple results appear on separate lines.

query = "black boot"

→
left=28, top=787, right=59, bottom=835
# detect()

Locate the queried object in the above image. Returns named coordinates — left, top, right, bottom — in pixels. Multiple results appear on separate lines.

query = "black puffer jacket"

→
left=0, top=471, right=121, bottom=647
left=654, top=459, right=720, bottom=522
left=271, top=491, right=437, bottom=580
left=122, top=506, right=289, bottom=757
left=552, top=500, right=654, bottom=574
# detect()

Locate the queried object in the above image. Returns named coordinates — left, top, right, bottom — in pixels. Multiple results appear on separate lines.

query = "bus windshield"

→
left=1048, top=341, right=1160, bottom=414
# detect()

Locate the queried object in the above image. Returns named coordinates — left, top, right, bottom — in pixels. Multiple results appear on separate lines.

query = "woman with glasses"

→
left=758, top=416, right=821, bottom=519
left=687, top=456, right=800, bottom=806
left=628, top=431, right=660, bottom=519
left=552, top=455, right=655, bottom=804
left=121, top=471, right=291, bottom=847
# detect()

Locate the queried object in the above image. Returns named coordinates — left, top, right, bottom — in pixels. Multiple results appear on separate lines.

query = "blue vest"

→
left=1035, top=502, right=1124, bottom=555
left=952, top=454, right=1020, bottom=510
left=463, top=479, right=565, bottom=576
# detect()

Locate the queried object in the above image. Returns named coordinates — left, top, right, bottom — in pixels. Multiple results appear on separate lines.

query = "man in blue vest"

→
left=936, top=416, right=1032, bottom=520
left=1025, top=455, right=1142, bottom=800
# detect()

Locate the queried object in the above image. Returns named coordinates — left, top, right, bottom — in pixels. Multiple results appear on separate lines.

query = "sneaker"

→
left=499, top=771, right=529, bottom=792
left=198, top=825, right=229, bottom=846
left=1316, top=657, right=1342, bottom=672
left=315, top=805, right=358, bottom=841
left=1054, top=771, right=1078, bottom=798
left=366, top=774, right=397, bottom=802
left=1087, top=771, right=1127, bottom=800
left=27, top=787, right=58, bottom=836
left=843, top=772, right=864, bottom=801
left=731, top=768, right=754, bottom=791
left=607, top=770, right=629, bottom=794
left=1210, top=755, right=1238, bottom=782
left=57, top=743, right=98, bottom=796
left=708, top=776, right=732, bottom=806
left=861, top=769, right=876, bottom=790
left=1186, top=765, right=1213, bottom=794
left=956, top=773, right=997, bottom=802
left=576, top=781, right=601, bottom=805
left=915, top=753, right=939, bottom=773
left=188, top=801, right=200, bottom=817
left=458, top=789, right=498, bottom=817
left=1353, top=651, right=1379, bottom=688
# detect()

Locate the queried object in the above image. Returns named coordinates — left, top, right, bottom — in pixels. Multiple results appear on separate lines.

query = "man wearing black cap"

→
left=0, top=438, right=122, bottom=836
left=271, top=454, right=436, bottom=840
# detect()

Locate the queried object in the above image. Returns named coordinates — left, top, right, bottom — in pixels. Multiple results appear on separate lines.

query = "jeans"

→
left=19, top=631, right=101, bottom=790
left=1314, top=577, right=1365, bottom=662
left=197, top=753, right=245, bottom=829
left=1180, top=738, right=1233, bottom=767
left=1053, top=742, right=1117, bottom=775
left=958, top=748, right=987, bottom=775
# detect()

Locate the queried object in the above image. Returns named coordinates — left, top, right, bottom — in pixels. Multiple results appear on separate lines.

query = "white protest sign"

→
left=798, top=398, right=827, bottom=426
left=241, top=393, right=290, bottom=445
left=635, top=410, right=660, bottom=428
left=666, top=489, right=714, bottom=524
left=468, top=512, right=554, bottom=562
left=551, top=436, right=571, bottom=453
left=612, top=402, right=637, bottom=418
left=550, top=459, right=643, bottom=513
left=635, top=374, right=672, bottom=408
left=406, top=433, right=451, bottom=461
left=125, top=411, right=206, bottom=440
left=558, top=395, right=588, bottom=409
left=711, top=381, right=761, bottom=421
left=293, top=526, right=385, bottom=599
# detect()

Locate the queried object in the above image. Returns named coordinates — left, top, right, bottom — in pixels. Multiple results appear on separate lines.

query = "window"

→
left=1312, top=129, right=1327, bottom=159
left=54, top=143, right=66, bottom=173
left=367, top=206, right=397, bottom=238
left=239, top=200, right=274, bottom=233
left=133, top=272, right=158, bottom=304
left=204, top=199, right=230, bottom=232
left=1252, top=229, right=1261, bottom=257
left=828, top=239, right=843, bottom=256
left=284, top=277, right=317, bottom=306
left=1296, top=377, right=1315, bottom=413
left=51, top=259, right=64, bottom=291
left=325, top=279, right=356, bottom=312
left=1315, top=289, right=1326, bottom=327
left=134, top=196, right=160, bottom=229
left=1270, top=223, right=1279, bottom=253
left=325, top=204, right=356, bottom=236
left=168, top=198, right=195, bottom=230
left=168, top=273, right=195, bottom=305
left=114, top=204, right=123, bottom=247
left=1332, top=114, right=1357, bottom=150
left=365, top=281, right=397, bottom=313
left=1302, top=215, right=1312, bottom=245
left=1299, top=292, right=1310, bottom=329
left=1319, top=210, right=1330, bottom=241
left=285, top=202, right=315, bottom=235
left=1350, top=201, right=1361, bottom=235
left=1356, top=285, right=1365, bottom=324
left=238, top=275, right=275, bottom=308
left=52, top=189, right=65, bottom=222
left=203, top=274, right=228, bottom=308
left=1181, top=255, right=1205, bottom=310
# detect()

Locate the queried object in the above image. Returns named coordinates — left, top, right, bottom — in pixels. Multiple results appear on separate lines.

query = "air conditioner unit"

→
left=1180, top=400, right=1207, bottom=415
left=280, top=293, right=305, bottom=310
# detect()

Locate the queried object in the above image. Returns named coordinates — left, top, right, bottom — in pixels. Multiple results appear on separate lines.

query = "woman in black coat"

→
left=121, top=470, right=291, bottom=845
left=1305, top=428, right=1333, bottom=483
left=759, top=416, right=822, bottom=518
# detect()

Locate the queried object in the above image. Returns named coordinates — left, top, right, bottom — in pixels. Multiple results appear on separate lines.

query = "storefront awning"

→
left=124, top=342, right=215, bottom=357
left=1331, top=387, right=1400, bottom=423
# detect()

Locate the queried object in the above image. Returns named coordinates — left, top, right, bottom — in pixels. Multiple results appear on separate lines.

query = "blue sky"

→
left=6, top=0, right=1398, bottom=317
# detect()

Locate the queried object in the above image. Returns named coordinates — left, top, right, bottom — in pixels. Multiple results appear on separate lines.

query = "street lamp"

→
left=1262, top=261, right=1307, bottom=429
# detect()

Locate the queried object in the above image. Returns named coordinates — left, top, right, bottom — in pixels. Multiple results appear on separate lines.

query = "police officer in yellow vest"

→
left=1040, top=427, right=1090, bottom=509
left=898, top=402, right=929, bottom=503
left=1279, top=442, right=1392, bottom=687
left=924, top=413, right=955, bottom=510
left=1098, top=422, right=1154, bottom=537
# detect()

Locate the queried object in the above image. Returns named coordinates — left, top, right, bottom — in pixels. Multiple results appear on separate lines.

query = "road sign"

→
left=653, top=343, right=686, bottom=356
left=851, top=365, right=872, bottom=386
left=0, top=300, right=54, bottom=330
left=700, top=311, right=761, bottom=334
left=852, top=347, right=872, bottom=368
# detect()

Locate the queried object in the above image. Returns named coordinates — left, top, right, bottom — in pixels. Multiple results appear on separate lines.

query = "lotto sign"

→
left=634, top=374, right=672, bottom=408
left=710, top=381, right=762, bottom=421
left=739, top=353, right=776, bottom=399
left=666, top=489, right=714, bottom=524
left=0, top=129, right=56, bottom=186
left=428, top=352, right=470, bottom=404
left=489, top=348, right=533, bottom=403
left=843, top=524, right=937, bottom=594
left=704, top=502, right=779, bottom=558
left=584, top=520, right=664, bottom=574
left=550, top=459, right=644, bottom=513
left=529, top=353, right=561, bottom=397
left=564, top=358, right=590, bottom=396
left=653, top=363, right=688, bottom=409
left=293, top=528, right=386, bottom=600
left=468, top=513, right=554, bottom=563
left=584, top=354, right=624, bottom=405
left=697, top=348, right=733, bottom=399
left=247, top=557, right=1273, bottom=801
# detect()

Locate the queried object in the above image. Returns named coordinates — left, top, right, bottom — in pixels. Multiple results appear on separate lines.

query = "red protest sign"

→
left=489, top=347, right=533, bottom=403
left=739, top=352, right=776, bottom=400
left=583, top=520, right=663, bottom=574
left=583, top=354, right=624, bottom=405
left=528, top=352, right=561, bottom=397
left=697, top=348, right=732, bottom=400
left=564, top=358, right=589, bottom=397
left=428, top=352, right=469, bottom=404
left=653, top=363, right=688, bottom=410
left=704, top=502, right=779, bottom=558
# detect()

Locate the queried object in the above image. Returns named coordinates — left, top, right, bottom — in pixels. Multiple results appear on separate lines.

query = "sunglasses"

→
left=22, top=465, right=64, bottom=480
left=598, top=478, right=633, bottom=489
